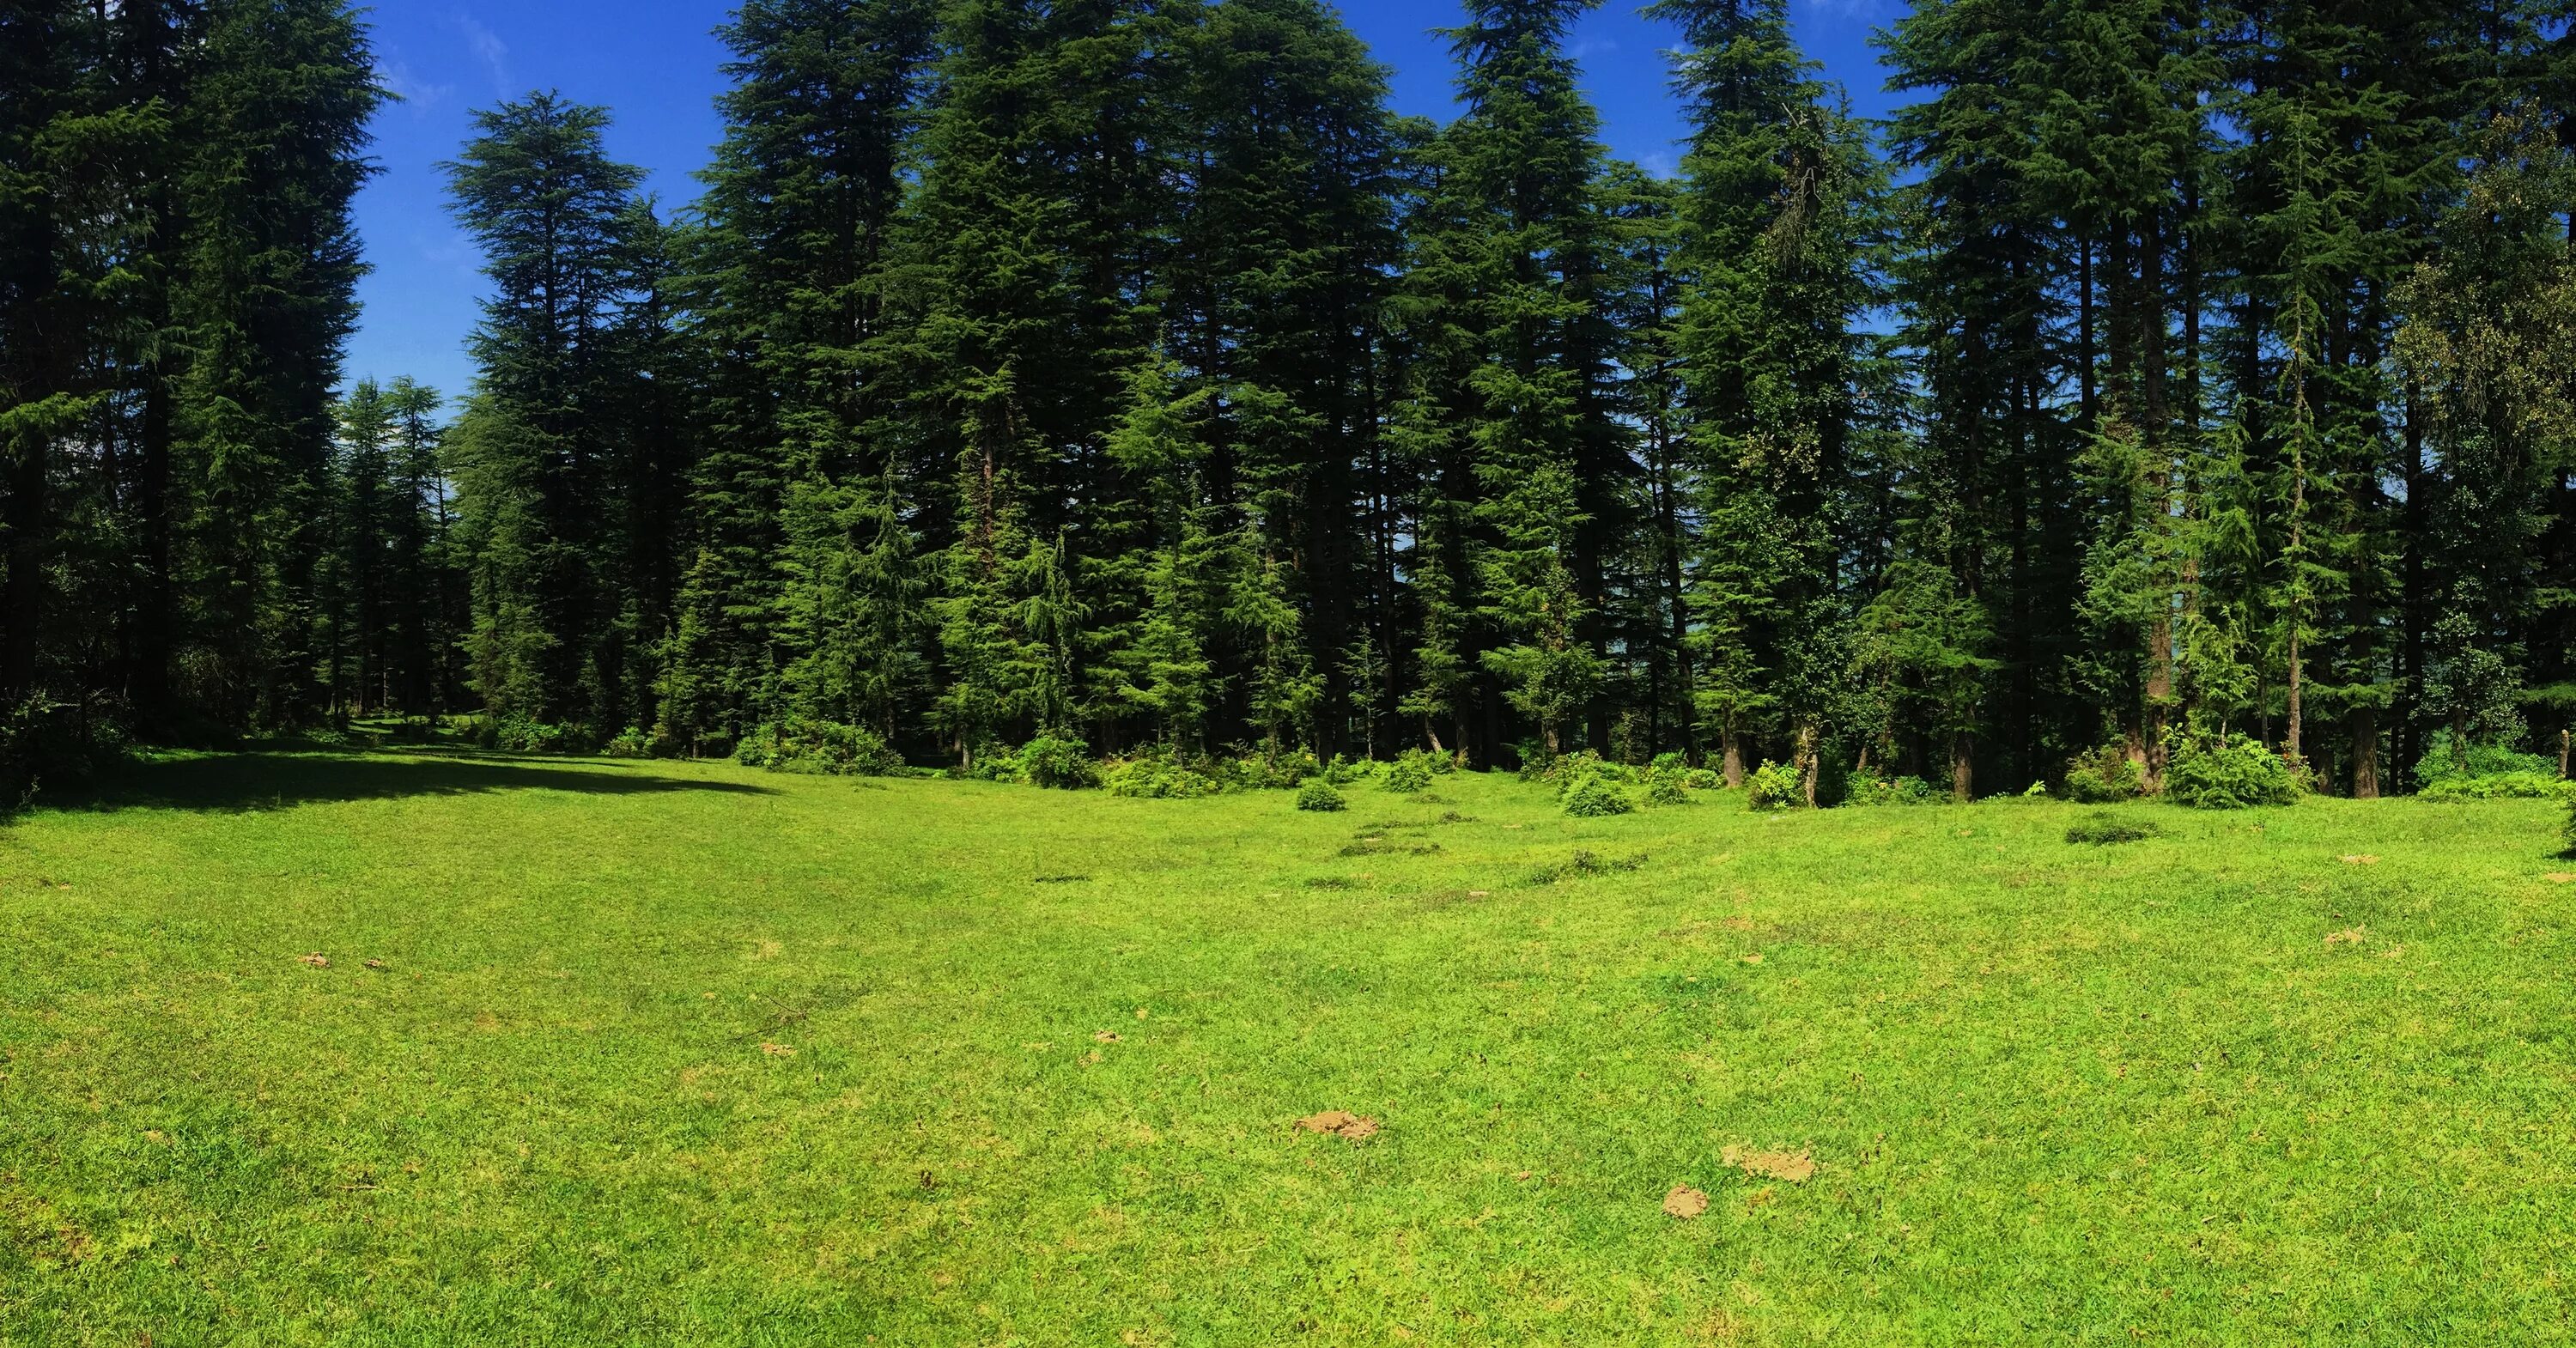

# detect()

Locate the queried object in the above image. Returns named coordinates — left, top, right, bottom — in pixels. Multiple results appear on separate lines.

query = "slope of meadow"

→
left=3, top=750, right=2573, bottom=1345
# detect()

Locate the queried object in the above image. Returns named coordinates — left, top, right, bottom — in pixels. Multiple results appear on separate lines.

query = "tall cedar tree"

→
left=667, top=0, right=936, bottom=752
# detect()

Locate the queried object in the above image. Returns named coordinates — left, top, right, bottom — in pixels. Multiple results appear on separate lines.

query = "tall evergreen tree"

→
left=441, top=94, right=653, bottom=737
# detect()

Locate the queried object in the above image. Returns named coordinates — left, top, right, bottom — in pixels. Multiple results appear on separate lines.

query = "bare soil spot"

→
left=2340, top=854, right=2380, bottom=866
left=1722, top=1144, right=1815, bottom=1184
left=297, top=953, right=330, bottom=968
left=1662, top=1184, right=1710, bottom=1219
left=759, top=1041, right=796, bottom=1057
left=1295, top=1110, right=1381, bottom=1143
left=2324, top=926, right=2367, bottom=947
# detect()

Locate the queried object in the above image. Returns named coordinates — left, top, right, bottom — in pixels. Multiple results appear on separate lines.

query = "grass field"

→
left=4, top=749, right=2575, bottom=1345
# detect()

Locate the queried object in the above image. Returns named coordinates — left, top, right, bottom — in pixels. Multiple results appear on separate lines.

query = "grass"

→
left=4, top=750, right=2576, bottom=1345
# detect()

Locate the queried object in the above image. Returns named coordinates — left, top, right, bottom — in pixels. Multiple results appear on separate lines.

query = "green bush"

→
left=1383, top=757, right=1434, bottom=793
left=1844, top=774, right=1944, bottom=807
left=1295, top=780, right=1346, bottom=812
left=2063, top=743, right=2145, bottom=804
left=2163, top=735, right=2302, bottom=810
left=1560, top=773, right=1635, bottom=817
left=1745, top=759, right=1807, bottom=811
left=600, top=726, right=665, bottom=760
left=951, top=745, right=1022, bottom=781
left=1642, top=769, right=1691, bottom=806
left=1683, top=767, right=1724, bottom=791
left=1232, top=748, right=1321, bottom=790
left=1323, top=755, right=1378, bottom=786
left=2413, top=731, right=2554, bottom=788
left=1103, top=755, right=1224, bottom=799
left=2418, top=771, right=2570, bottom=801
left=1396, top=746, right=1455, bottom=778
left=1018, top=736, right=1098, bottom=789
left=1650, top=751, right=1690, bottom=774
left=734, top=719, right=901, bottom=776
left=484, top=716, right=586, bottom=754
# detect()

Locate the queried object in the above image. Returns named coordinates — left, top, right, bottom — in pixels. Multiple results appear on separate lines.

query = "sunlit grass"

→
left=4, top=750, right=2573, bottom=1344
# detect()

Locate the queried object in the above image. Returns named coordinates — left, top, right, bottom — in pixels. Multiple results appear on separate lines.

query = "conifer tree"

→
left=671, top=0, right=935, bottom=750
left=1662, top=0, right=1879, bottom=786
left=442, top=94, right=651, bottom=736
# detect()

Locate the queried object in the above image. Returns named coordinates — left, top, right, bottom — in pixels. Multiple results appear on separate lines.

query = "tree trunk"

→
left=1796, top=721, right=1820, bottom=808
left=1722, top=729, right=1745, bottom=790
left=1951, top=732, right=1975, bottom=803
left=2351, top=705, right=2380, bottom=800
left=3, top=426, right=46, bottom=704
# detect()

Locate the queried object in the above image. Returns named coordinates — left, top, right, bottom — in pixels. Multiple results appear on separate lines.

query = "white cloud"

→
left=374, top=58, right=454, bottom=113
left=1571, top=38, right=1620, bottom=61
left=448, top=12, right=511, bottom=94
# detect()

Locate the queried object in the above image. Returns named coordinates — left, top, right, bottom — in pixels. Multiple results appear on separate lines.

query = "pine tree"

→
left=1662, top=0, right=1880, bottom=787
left=174, top=0, right=381, bottom=727
left=1416, top=0, right=1625, bottom=764
left=671, top=0, right=936, bottom=752
left=441, top=93, right=650, bottom=737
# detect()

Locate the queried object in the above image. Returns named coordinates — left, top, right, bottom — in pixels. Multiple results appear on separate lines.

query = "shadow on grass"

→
left=55, top=749, right=778, bottom=813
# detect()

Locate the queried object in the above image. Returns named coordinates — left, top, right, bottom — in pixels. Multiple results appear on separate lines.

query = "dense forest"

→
left=9, top=0, right=2576, bottom=805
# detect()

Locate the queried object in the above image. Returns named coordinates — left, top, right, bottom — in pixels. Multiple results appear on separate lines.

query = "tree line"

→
left=8, top=0, right=2576, bottom=802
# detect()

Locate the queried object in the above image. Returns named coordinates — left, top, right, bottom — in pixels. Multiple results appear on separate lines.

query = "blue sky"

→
left=348, top=0, right=1906, bottom=402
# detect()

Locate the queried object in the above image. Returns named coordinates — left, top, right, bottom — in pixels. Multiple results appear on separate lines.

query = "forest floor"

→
left=3, top=750, right=2574, bottom=1345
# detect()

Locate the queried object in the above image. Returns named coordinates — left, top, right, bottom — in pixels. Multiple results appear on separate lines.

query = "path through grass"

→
left=4, top=750, right=2574, bottom=1344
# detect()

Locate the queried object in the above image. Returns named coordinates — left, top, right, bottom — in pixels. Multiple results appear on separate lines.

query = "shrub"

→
left=1683, top=767, right=1724, bottom=791
left=2063, top=743, right=2145, bottom=804
left=1020, top=736, right=1099, bottom=789
left=2067, top=814, right=2164, bottom=846
left=1103, top=755, right=1224, bottom=799
left=1561, top=772, right=1635, bottom=817
left=734, top=718, right=901, bottom=776
left=1324, top=755, right=1377, bottom=786
left=601, top=727, right=656, bottom=760
left=2413, top=730, right=2554, bottom=788
left=1396, top=746, right=1455, bottom=778
left=1745, top=759, right=1807, bottom=811
left=1383, top=756, right=1434, bottom=793
left=952, top=745, right=1022, bottom=782
left=2564, top=795, right=2576, bottom=854
left=2418, top=771, right=2570, bottom=801
left=1295, top=780, right=1346, bottom=812
left=2163, top=735, right=2302, bottom=810
left=1650, top=751, right=1690, bottom=774
left=1844, top=774, right=1944, bottom=807
left=484, top=716, right=586, bottom=754
left=1642, top=769, right=1691, bottom=806
left=1233, top=747, right=1320, bottom=790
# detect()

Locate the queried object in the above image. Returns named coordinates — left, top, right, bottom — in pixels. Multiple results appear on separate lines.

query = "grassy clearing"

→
left=4, top=750, right=2575, bottom=1345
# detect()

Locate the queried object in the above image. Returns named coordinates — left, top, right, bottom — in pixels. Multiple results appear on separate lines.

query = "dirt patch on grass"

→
left=1722, top=1145, right=1815, bottom=1184
left=1296, top=1110, right=1381, bottom=1143
left=1662, top=1184, right=1710, bottom=1219
left=2324, top=926, right=2367, bottom=947
left=2340, top=854, right=2380, bottom=866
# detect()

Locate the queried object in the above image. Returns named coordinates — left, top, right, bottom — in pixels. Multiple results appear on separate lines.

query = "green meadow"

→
left=4, top=750, right=2574, bottom=1345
